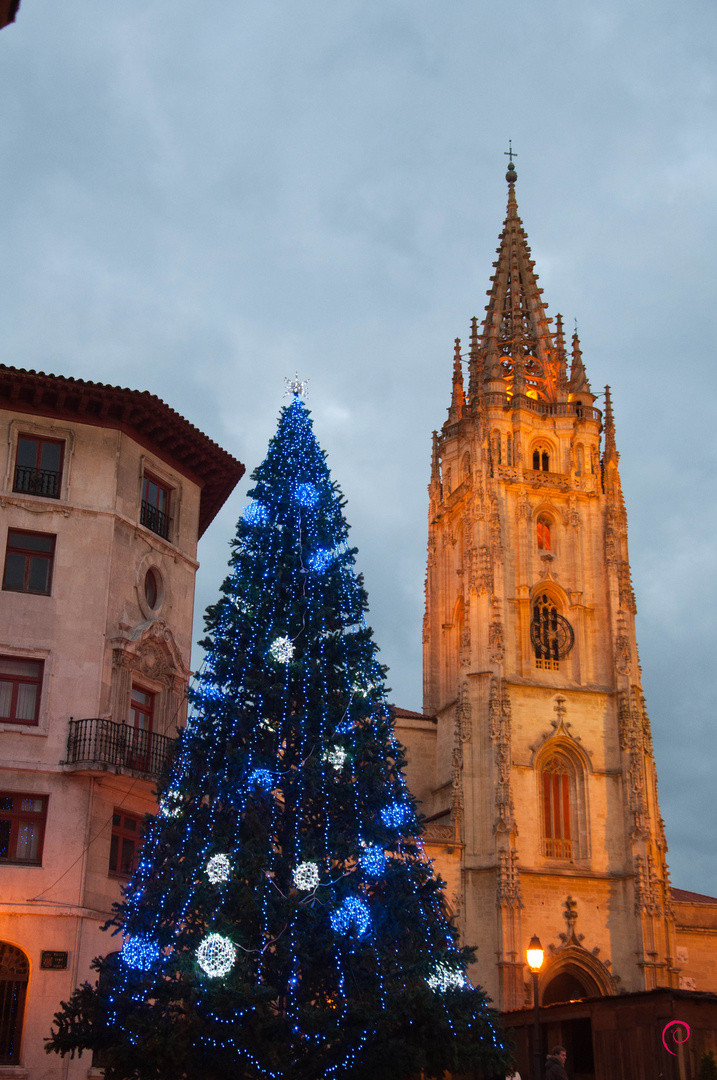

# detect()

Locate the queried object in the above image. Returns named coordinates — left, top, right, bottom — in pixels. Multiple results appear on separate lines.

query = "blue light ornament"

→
left=330, top=896, right=371, bottom=938
left=121, top=935, right=161, bottom=971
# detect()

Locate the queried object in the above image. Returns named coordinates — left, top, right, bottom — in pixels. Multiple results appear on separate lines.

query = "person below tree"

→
left=545, top=1046, right=568, bottom=1080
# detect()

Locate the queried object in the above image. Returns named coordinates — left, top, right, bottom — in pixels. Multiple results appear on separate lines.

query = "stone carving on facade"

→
left=489, top=596, right=504, bottom=663
left=567, top=495, right=581, bottom=528
left=496, top=848, right=523, bottom=907
left=469, top=544, right=492, bottom=595
left=528, top=471, right=569, bottom=491
left=604, top=505, right=618, bottom=566
left=460, top=613, right=472, bottom=667
left=614, top=610, right=632, bottom=675
left=488, top=677, right=515, bottom=835
left=110, top=620, right=190, bottom=734
left=530, top=696, right=589, bottom=757
left=634, top=853, right=662, bottom=916
left=545, top=896, right=621, bottom=993
left=489, top=494, right=503, bottom=560
left=515, top=496, right=532, bottom=522
left=618, top=561, right=637, bottom=613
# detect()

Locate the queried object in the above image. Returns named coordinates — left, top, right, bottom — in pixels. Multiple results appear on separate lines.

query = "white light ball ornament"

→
left=206, top=854, right=231, bottom=884
left=293, top=861, right=320, bottom=891
left=196, top=933, right=236, bottom=978
left=269, top=636, right=294, bottom=663
left=427, top=961, right=467, bottom=993
left=322, top=745, right=347, bottom=772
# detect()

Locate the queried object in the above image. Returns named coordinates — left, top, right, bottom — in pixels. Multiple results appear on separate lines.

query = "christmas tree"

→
left=47, top=388, right=508, bottom=1079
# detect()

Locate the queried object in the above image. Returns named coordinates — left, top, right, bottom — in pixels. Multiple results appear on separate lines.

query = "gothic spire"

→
left=554, top=313, right=569, bottom=400
left=448, top=338, right=465, bottom=422
left=468, top=316, right=483, bottom=404
left=570, top=329, right=591, bottom=396
left=479, top=159, right=558, bottom=401
left=603, top=384, right=619, bottom=465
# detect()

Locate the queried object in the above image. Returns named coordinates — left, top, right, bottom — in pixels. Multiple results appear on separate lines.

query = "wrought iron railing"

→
left=140, top=500, right=171, bottom=540
left=65, top=718, right=174, bottom=778
left=13, top=465, right=61, bottom=498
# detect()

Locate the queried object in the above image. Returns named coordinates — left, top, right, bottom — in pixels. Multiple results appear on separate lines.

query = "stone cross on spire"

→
left=504, top=141, right=518, bottom=184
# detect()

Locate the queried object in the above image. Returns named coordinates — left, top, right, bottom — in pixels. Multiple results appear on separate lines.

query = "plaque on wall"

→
left=41, top=951, right=68, bottom=970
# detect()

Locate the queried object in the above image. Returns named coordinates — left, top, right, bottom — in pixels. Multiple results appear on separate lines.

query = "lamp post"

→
left=527, top=934, right=544, bottom=1080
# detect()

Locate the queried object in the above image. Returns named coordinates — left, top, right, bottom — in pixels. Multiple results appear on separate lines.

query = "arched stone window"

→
left=0, top=942, right=29, bottom=1064
left=532, top=445, right=550, bottom=472
left=542, top=755, right=573, bottom=858
left=461, top=452, right=471, bottom=483
left=537, top=515, right=552, bottom=551
left=490, top=431, right=502, bottom=466
left=531, top=593, right=574, bottom=671
left=535, top=738, right=591, bottom=864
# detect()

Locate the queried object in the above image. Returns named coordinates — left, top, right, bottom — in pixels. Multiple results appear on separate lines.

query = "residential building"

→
left=0, top=365, right=243, bottom=1077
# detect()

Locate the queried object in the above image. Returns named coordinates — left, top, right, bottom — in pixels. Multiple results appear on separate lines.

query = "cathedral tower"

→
left=414, top=158, right=677, bottom=1011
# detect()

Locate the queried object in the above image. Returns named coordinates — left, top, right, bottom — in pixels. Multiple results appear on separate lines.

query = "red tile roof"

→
left=671, top=887, right=717, bottom=906
left=391, top=705, right=435, bottom=721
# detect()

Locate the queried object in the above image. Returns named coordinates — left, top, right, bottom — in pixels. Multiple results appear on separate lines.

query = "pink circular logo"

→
left=662, top=1020, right=691, bottom=1055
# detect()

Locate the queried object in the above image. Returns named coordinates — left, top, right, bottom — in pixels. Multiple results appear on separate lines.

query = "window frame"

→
left=140, top=471, right=173, bottom=541
left=0, top=792, right=48, bottom=865
left=0, top=656, right=44, bottom=726
left=536, top=515, right=552, bottom=552
left=2, top=528, right=56, bottom=595
left=13, top=434, right=65, bottom=500
left=127, top=685, right=155, bottom=771
left=542, top=756, right=573, bottom=859
left=109, top=808, right=144, bottom=878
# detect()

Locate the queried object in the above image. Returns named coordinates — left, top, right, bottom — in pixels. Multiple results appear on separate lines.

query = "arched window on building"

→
left=532, top=445, right=550, bottom=472
left=531, top=592, right=574, bottom=671
left=542, top=755, right=573, bottom=858
left=0, top=942, right=29, bottom=1064
left=537, top=515, right=552, bottom=551
left=462, top=452, right=471, bottom=483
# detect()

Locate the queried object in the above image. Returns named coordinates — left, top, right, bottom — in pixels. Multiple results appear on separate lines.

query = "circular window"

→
left=144, top=568, right=160, bottom=610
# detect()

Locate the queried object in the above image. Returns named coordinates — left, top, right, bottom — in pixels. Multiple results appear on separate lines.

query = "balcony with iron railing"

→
left=140, top=499, right=172, bottom=540
left=64, top=718, right=174, bottom=779
left=13, top=464, right=61, bottom=498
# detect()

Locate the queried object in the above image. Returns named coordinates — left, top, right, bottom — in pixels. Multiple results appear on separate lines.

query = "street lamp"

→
left=527, top=935, right=544, bottom=1080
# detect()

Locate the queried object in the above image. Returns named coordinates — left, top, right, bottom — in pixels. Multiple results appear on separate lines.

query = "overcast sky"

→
left=1, top=0, right=715, bottom=897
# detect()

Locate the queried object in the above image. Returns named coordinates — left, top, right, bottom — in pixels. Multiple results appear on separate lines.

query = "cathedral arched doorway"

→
left=0, top=942, right=29, bottom=1064
left=542, top=968, right=596, bottom=1005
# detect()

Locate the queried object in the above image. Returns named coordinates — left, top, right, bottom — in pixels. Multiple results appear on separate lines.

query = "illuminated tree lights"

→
left=206, top=854, right=232, bottom=884
left=121, top=935, right=160, bottom=972
left=269, top=635, right=295, bottom=663
left=322, top=745, right=347, bottom=771
left=47, top=394, right=507, bottom=1080
left=427, top=961, right=468, bottom=993
left=196, top=933, right=237, bottom=978
left=359, top=845, right=387, bottom=877
left=330, top=896, right=371, bottom=938
left=292, top=861, right=320, bottom=891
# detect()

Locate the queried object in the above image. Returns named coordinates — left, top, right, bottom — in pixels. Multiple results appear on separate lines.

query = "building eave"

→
left=0, top=365, right=245, bottom=536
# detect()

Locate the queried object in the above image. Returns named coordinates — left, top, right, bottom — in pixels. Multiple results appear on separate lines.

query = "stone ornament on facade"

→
left=542, top=895, right=620, bottom=996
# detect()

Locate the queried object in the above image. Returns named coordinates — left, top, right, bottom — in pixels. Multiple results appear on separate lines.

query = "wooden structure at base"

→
left=502, top=988, right=717, bottom=1080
